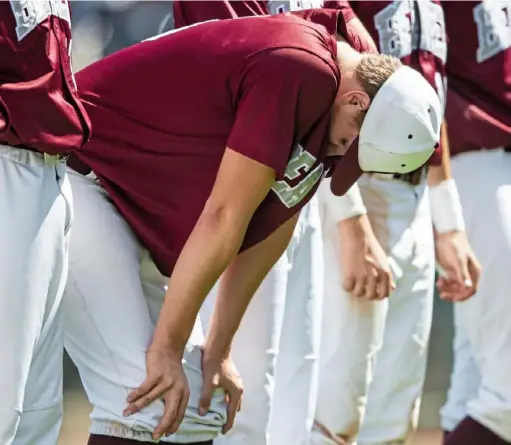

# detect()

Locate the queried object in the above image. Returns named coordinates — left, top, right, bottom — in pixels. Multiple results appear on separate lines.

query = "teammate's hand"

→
left=339, top=214, right=395, bottom=300
left=123, top=345, right=190, bottom=440
left=435, top=230, right=481, bottom=302
left=200, top=351, right=243, bottom=434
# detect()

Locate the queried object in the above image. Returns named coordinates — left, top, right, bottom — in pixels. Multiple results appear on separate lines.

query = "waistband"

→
left=0, top=143, right=68, bottom=167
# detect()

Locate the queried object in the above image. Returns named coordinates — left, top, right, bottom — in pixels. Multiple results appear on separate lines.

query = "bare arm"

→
left=204, top=213, right=300, bottom=361
left=152, top=148, right=277, bottom=355
left=428, top=121, right=451, bottom=186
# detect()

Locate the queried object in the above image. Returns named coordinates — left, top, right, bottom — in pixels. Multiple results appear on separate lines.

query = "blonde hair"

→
left=354, top=53, right=403, bottom=126
left=356, top=53, right=403, bottom=101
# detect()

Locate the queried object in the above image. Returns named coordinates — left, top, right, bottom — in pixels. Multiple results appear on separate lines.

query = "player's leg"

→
left=63, top=170, right=224, bottom=444
left=357, top=176, right=435, bottom=445
left=198, top=222, right=290, bottom=445
left=0, top=147, right=71, bottom=445
left=440, top=305, right=481, bottom=438
left=268, top=198, right=325, bottom=445
left=445, top=149, right=511, bottom=445
left=312, top=181, right=388, bottom=445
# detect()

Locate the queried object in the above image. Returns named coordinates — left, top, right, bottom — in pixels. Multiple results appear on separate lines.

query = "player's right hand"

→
left=339, top=214, right=395, bottom=300
left=123, top=344, right=190, bottom=440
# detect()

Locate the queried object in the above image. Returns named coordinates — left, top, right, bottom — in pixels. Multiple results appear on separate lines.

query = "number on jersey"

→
left=272, top=144, right=324, bottom=208
left=10, top=0, right=71, bottom=41
left=474, top=0, right=511, bottom=63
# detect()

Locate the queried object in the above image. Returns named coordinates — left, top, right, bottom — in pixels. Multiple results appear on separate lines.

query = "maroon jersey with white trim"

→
left=0, top=0, right=90, bottom=154
left=442, top=0, right=511, bottom=154
left=75, top=16, right=340, bottom=275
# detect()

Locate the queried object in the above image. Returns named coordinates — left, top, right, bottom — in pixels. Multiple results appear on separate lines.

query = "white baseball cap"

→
left=331, top=66, right=442, bottom=196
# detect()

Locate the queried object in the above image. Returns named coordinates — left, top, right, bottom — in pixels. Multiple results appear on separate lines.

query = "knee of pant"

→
left=13, top=402, right=63, bottom=445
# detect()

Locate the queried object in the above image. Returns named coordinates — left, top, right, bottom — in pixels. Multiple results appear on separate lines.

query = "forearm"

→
left=152, top=208, right=250, bottom=353
left=205, top=214, right=299, bottom=360
left=428, top=121, right=451, bottom=186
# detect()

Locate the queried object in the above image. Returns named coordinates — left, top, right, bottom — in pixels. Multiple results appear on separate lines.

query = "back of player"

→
left=0, top=1, right=90, bottom=444
left=439, top=2, right=511, bottom=444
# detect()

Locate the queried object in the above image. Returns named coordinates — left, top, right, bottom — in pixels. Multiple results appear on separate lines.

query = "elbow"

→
left=199, top=200, right=249, bottom=234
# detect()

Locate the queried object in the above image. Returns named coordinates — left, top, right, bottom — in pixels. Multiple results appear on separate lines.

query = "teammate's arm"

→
left=428, top=123, right=481, bottom=301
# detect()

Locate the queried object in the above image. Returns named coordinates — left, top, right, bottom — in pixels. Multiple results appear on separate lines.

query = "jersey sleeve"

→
left=227, top=47, right=338, bottom=180
left=173, top=0, right=238, bottom=27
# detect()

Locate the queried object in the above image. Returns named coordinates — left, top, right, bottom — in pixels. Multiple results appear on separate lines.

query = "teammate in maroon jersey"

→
left=0, top=1, right=90, bottom=444
left=311, top=2, right=480, bottom=445
left=439, top=2, right=511, bottom=445
left=62, top=11, right=440, bottom=444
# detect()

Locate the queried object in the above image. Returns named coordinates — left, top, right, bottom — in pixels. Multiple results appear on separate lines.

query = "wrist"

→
left=429, top=179, right=465, bottom=233
left=338, top=213, right=373, bottom=244
left=323, top=181, right=367, bottom=222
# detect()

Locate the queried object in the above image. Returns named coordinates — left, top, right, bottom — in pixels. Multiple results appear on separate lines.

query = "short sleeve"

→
left=227, top=48, right=338, bottom=179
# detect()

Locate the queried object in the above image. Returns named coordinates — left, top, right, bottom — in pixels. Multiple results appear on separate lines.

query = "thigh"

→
left=63, top=171, right=155, bottom=430
left=0, top=151, right=69, bottom=444
left=64, top=171, right=225, bottom=444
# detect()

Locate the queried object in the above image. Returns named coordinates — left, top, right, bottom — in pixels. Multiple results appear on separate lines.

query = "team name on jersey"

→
left=272, top=144, right=325, bottom=208
left=10, top=0, right=71, bottom=41
left=373, top=0, right=447, bottom=64
left=474, top=0, right=511, bottom=63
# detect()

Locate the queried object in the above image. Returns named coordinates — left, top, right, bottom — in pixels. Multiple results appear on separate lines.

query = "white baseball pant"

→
left=440, top=306, right=481, bottom=432
left=0, top=145, right=72, bottom=445
left=63, top=170, right=226, bottom=443
left=313, top=173, right=435, bottom=445
left=200, top=197, right=324, bottom=445
left=440, top=148, right=511, bottom=441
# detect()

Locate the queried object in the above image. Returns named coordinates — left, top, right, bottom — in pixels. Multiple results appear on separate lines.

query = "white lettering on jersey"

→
left=272, top=144, right=324, bottom=208
left=373, top=0, right=446, bottom=63
left=473, top=0, right=511, bottom=63
left=267, top=0, right=324, bottom=15
left=10, top=0, right=71, bottom=41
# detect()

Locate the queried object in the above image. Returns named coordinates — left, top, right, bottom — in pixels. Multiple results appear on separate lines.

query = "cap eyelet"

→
left=434, top=142, right=440, bottom=149
left=408, top=134, right=413, bottom=139
left=401, top=164, right=406, bottom=167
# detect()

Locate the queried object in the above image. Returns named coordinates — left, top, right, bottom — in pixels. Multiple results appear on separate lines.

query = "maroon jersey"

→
left=0, top=0, right=90, bottom=154
left=442, top=1, right=511, bottom=154
left=173, top=1, right=356, bottom=27
left=75, top=16, right=340, bottom=276
left=341, top=0, right=446, bottom=165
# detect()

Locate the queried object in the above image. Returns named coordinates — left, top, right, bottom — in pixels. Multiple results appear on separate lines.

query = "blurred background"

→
left=62, top=2, right=455, bottom=443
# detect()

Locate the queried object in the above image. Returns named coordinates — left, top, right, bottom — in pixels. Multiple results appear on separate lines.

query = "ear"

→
left=347, top=91, right=370, bottom=111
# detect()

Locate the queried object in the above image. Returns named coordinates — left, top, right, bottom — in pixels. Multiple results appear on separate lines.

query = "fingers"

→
left=161, top=384, right=190, bottom=438
left=364, top=268, right=377, bottom=300
left=468, top=256, right=482, bottom=291
left=222, top=384, right=243, bottom=434
left=376, top=269, right=391, bottom=300
left=352, top=274, right=366, bottom=298
left=199, top=373, right=216, bottom=416
left=123, top=377, right=159, bottom=416
left=342, top=274, right=355, bottom=293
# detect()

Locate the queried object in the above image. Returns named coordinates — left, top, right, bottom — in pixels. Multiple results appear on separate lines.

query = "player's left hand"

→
left=435, top=230, right=481, bottom=302
left=200, top=350, right=243, bottom=434
left=123, top=344, right=190, bottom=440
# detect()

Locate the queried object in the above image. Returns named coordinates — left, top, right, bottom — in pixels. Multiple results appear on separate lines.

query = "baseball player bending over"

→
left=0, top=1, right=91, bottom=444
left=439, top=2, right=511, bottom=444
left=172, top=2, right=384, bottom=444
left=63, top=12, right=440, bottom=445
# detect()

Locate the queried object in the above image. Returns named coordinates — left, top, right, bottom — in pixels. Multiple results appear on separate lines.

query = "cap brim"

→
left=330, top=137, right=363, bottom=196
